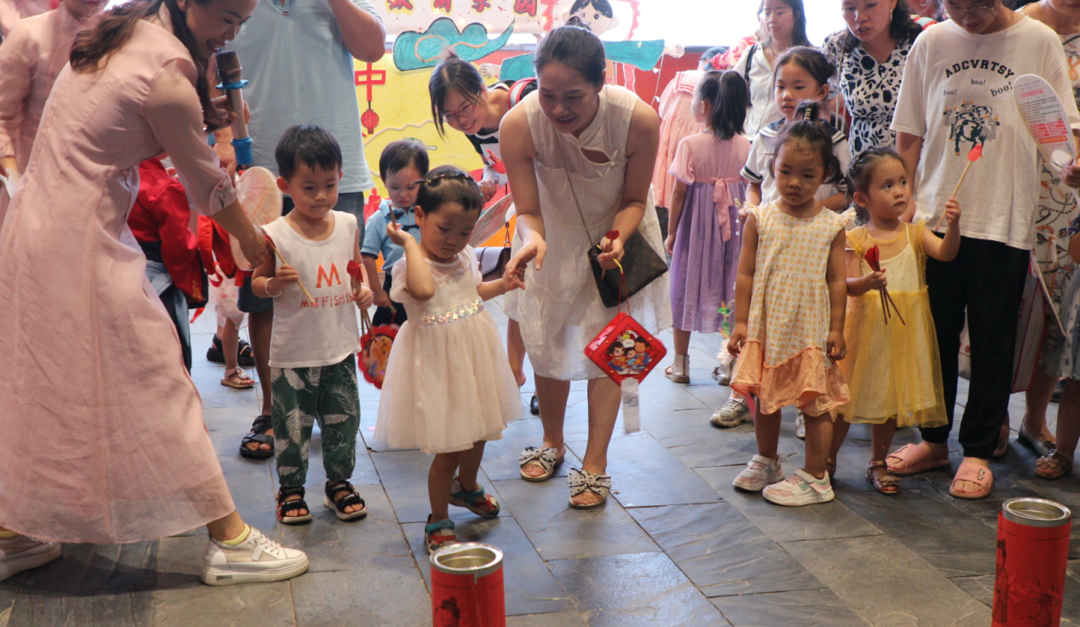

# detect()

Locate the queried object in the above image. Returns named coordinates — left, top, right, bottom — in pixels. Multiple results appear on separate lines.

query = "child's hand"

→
left=479, top=179, right=498, bottom=203
left=727, top=323, right=747, bottom=357
left=944, top=197, right=961, bottom=228
left=386, top=221, right=410, bottom=247
left=372, top=285, right=392, bottom=309
left=502, top=263, right=526, bottom=292
left=1062, top=161, right=1080, bottom=189
left=354, top=283, right=374, bottom=309
left=864, top=270, right=887, bottom=292
left=828, top=330, right=847, bottom=361
left=665, top=233, right=675, bottom=257
left=275, top=264, right=300, bottom=286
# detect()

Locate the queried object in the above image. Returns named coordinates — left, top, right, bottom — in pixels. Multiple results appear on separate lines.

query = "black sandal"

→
left=207, top=335, right=255, bottom=367
left=239, top=415, right=274, bottom=459
left=276, top=486, right=312, bottom=525
left=324, top=480, right=367, bottom=521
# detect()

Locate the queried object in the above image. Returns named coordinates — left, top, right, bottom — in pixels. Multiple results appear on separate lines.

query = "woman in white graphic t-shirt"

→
left=888, top=0, right=1080, bottom=499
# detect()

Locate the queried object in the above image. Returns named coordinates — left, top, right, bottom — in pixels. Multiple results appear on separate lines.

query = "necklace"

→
left=867, top=225, right=906, bottom=246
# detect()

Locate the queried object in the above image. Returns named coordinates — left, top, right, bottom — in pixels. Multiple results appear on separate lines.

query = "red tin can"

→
left=992, top=498, right=1072, bottom=627
left=430, top=543, right=505, bottom=627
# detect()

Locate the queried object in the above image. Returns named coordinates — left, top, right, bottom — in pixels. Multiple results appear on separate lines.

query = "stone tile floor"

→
left=2, top=297, right=1078, bottom=626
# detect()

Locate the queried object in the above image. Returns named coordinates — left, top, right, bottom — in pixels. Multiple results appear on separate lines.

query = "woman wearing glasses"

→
left=888, top=0, right=1080, bottom=498
left=429, top=52, right=540, bottom=414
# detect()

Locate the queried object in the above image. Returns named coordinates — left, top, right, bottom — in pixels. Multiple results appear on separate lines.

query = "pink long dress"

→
left=0, top=9, right=237, bottom=544
left=0, top=3, right=98, bottom=176
left=0, top=0, right=52, bottom=36
left=651, top=69, right=704, bottom=210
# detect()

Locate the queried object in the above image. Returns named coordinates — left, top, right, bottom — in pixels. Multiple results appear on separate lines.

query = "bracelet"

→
left=266, top=277, right=283, bottom=298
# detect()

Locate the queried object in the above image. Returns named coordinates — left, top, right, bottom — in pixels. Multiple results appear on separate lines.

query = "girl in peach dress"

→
left=0, top=0, right=306, bottom=586
left=728, top=103, right=850, bottom=508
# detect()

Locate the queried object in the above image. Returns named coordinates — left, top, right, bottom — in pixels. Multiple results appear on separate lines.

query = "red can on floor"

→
left=992, top=498, right=1072, bottom=627
left=431, top=543, right=505, bottom=627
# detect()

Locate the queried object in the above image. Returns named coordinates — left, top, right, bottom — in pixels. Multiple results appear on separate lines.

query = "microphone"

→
left=215, top=51, right=253, bottom=168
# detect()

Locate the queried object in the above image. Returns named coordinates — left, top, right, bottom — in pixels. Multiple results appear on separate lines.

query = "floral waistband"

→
left=418, top=299, right=484, bottom=326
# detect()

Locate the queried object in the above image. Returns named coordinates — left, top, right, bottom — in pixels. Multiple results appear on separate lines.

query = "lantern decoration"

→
left=355, top=63, right=386, bottom=135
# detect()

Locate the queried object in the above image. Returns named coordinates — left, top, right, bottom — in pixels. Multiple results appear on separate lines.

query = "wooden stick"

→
left=883, top=288, right=906, bottom=326
left=880, top=290, right=889, bottom=326
left=269, top=246, right=316, bottom=305
left=935, top=159, right=974, bottom=230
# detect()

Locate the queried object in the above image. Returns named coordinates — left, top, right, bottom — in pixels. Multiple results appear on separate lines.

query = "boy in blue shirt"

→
left=361, top=140, right=429, bottom=326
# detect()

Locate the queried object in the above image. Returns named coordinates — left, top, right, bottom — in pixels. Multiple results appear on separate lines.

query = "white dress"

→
left=374, top=247, right=520, bottom=454
left=509, top=85, right=671, bottom=381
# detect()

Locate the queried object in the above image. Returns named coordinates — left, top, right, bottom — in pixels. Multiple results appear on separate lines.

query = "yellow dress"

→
left=731, top=202, right=850, bottom=416
left=840, top=224, right=948, bottom=427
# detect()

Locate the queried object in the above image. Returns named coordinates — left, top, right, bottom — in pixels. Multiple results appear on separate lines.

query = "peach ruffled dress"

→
left=0, top=10, right=237, bottom=543
left=731, top=202, right=850, bottom=416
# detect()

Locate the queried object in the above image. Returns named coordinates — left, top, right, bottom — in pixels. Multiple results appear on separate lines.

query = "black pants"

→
left=373, top=271, right=407, bottom=327
left=923, top=236, right=1028, bottom=458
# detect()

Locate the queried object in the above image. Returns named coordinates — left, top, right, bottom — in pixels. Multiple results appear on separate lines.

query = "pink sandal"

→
left=885, top=444, right=950, bottom=476
left=949, top=460, right=993, bottom=500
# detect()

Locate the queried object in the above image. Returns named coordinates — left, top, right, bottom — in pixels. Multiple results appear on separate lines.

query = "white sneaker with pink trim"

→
left=763, top=469, right=835, bottom=506
left=732, top=455, right=785, bottom=492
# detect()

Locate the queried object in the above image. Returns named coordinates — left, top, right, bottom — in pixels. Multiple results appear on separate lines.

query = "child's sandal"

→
left=866, top=460, right=900, bottom=495
left=324, top=480, right=368, bottom=521
left=425, top=517, right=457, bottom=555
left=276, top=486, right=313, bottom=525
left=449, top=478, right=500, bottom=518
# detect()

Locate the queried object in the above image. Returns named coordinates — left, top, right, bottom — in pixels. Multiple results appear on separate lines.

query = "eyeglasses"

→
left=442, top=93, right=482, bottom=125
left=942, top=2, right=994, bottom=20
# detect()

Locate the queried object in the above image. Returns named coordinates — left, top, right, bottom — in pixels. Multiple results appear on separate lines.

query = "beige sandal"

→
left=1035, top=451, right=1073, bottom=480
left=866, top=460, right=901, bottom=495
left=221, top=366, right=255, bottom=389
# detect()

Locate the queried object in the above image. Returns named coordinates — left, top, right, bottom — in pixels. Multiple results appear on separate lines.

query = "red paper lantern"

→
left=361, top=106, right=380, bottom=135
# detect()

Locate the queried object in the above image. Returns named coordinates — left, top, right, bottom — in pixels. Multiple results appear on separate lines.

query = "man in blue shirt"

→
left=230, top=0, right=385, bottom=459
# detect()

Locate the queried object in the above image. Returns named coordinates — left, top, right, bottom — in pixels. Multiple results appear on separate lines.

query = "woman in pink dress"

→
left=0, top=0, right=103, bottom=217
left=0, top=0, right=309, bottom=586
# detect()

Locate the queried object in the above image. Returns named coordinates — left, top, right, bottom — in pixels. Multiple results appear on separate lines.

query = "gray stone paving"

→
left=1, top=297, right=1078, bottom=626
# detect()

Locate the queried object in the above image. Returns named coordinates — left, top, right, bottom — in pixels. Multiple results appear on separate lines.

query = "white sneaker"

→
left=201, top=526, right=309, bottom=586
left=795, top=412, right=806, bottom=440
left=763, top=469, right=835, bottom=506
left=733, top=455, right=785, bottom=491
left=711, top=397, right=751, bottom=428
left=0, top=535, right=61, bottom=582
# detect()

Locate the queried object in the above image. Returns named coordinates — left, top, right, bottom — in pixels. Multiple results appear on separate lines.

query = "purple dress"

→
left=668, top=132, right=750, bottom=333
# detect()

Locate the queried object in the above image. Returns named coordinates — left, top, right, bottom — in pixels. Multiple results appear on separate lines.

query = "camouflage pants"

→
left=271, top=354, right=360, bottom=488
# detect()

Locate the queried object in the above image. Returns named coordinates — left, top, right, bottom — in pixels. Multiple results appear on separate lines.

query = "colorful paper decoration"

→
left=392, top=17, right=515, bottom=71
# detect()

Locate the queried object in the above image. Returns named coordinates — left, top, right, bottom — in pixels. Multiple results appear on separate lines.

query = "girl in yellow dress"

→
left=828, top=148, right=961, bottom=494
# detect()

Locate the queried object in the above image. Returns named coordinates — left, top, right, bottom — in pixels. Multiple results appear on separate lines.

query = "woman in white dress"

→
left=502, top=21, right=670, bottom=508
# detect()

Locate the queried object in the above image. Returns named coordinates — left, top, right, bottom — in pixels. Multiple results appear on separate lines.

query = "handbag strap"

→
left=553, top=132, right=598, bottom=246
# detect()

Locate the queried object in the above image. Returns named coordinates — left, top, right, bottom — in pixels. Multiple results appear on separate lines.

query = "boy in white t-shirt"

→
left=890, top=1, right=1080, bottom=499
left=252, top=126, right=375, bottom=525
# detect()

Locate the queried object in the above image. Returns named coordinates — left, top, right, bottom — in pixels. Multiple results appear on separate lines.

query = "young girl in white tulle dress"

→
left=373, top=166, right=524, bottom=554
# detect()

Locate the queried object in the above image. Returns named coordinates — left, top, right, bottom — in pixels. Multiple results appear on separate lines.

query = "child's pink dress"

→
left=651, top=69, right=705, bottom=210
left=0, top=10, right=237, bottom=543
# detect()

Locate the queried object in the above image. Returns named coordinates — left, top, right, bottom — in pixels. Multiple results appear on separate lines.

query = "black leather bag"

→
left=586, top=230, right=667, bottom=308
left=556, top=136, right=667, bottom=309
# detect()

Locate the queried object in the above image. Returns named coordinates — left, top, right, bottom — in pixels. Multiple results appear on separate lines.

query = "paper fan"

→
left=231, top=167, right=282, bottom=271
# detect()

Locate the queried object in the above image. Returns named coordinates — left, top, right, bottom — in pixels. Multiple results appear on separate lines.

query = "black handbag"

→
left=586, top=230, right=668, bottom=308
left=556, top=136, right=667, bottom=308
left=474, top=224, right=512, bottom=282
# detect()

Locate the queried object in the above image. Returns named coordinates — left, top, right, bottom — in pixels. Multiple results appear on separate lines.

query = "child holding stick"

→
left=252, top=126, right=374, bottom=524
left=828, top=149, right=961, bottom=494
